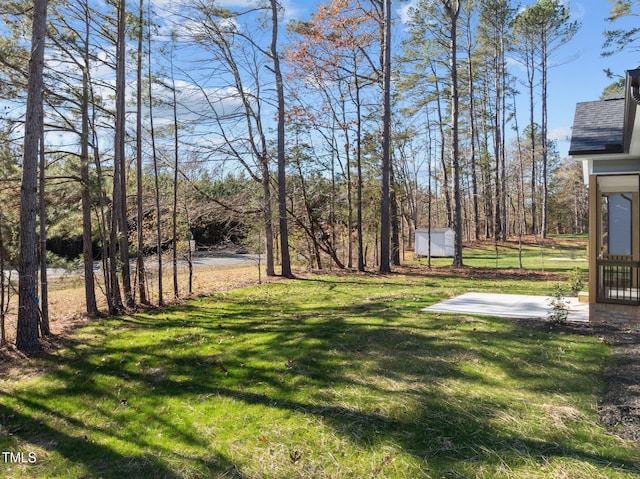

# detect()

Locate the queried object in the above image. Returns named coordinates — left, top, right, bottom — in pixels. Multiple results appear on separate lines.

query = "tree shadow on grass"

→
left=2, top=275, right=639, bottom=477
left=0, top=393, right=251, bottom=479
left=197, top=384, right=640, bottom=476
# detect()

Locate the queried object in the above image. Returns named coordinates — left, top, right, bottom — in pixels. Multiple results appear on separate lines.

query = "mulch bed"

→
left=516, top=318, right=640, bottom=443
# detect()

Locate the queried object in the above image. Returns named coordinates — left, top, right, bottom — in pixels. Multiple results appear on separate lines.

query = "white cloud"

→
left=151, top=80, right=245, bottom=123
left=398, top=0, right=420, bottom=24
left=549, top=126, right=572, bottom=144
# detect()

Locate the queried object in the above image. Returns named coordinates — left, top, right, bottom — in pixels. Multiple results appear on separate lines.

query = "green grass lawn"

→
left=418, top=235, right=588, bottom=274
left=1, top=248, right=639, bottom=477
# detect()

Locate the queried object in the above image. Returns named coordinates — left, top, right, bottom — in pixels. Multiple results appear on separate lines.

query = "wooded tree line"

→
left=1, top=0, right=620, bottom=352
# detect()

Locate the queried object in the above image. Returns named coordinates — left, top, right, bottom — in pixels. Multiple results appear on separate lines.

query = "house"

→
left=569, top=67, right=640, bottom=323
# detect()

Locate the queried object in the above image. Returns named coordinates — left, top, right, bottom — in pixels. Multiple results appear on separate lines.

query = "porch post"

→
left=634, top=191, right=640, bottom=262
left=588, top=174, right=597, bottom=304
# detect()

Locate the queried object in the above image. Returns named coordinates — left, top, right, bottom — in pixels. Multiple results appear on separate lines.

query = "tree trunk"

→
left=271, top=0, right=293, bottom=278
left=529, top=66, right=537, bottom=237
left=499, top=33, right=508, bottom=242
left=1, top=213, right=7, bottom=345
left=148, top=5, right=163, bottom=305
left=115, top=0, right=133, bottom=309
left=108, top=0, right=127, bottom=313
left=447, top=0, right=463, bottom=268
left=432, top=68, right=452, bottom=228
left=427, top=120, right=433, bottom=269
left=493, top=42, right=503, bottom=242
left=17, top=0, right=48, bottom=353
left=379, top=0, right=392, bottom=273
left=38, top=121, right=49, bottom=336
left=92, top=120, right=115, bottom=315
left=541, top=30, right=549, bottom=239
left=136, top=0, right=148, bottom=305
left=262, top=162, right=276, bottom=277
left=81, top=8, right=98, bottom=316
left=340, top=105, right=354, bottom=270
left=171, top=45, right=180, bottom=299
left=355, top=77, right=365, bottom=272
left=465, top=17, right=480, bottom=241
left=391, top=164, right=401, bottom=266
left=294, top=148, right=322, bottom=269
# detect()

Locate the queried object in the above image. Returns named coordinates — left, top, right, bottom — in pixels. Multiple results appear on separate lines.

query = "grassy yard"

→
left=416, top=235, right=588, bottom=273
left=1, top=257, right=639, bottom=478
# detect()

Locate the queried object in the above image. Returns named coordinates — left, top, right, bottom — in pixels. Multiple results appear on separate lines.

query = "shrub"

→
left=569, top=266, right=585, bottom=296
left=547, top=283, right=569, bottom=324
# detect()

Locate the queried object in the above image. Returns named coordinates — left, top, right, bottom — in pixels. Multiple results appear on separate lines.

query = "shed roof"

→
left=568, top=98, right=625, bottom=155
left=415, top=228, right=454, bottom=234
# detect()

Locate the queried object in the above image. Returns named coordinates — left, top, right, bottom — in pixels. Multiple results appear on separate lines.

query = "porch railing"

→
left=596, top=257, right=640, bottom=304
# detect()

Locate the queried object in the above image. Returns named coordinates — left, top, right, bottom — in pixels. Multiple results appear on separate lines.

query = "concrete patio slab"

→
left=422, top=292, right=589, bottom=322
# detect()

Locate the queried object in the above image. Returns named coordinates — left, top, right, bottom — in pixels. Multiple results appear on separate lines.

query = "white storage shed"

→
left=415, top=228, right=455, bottom=257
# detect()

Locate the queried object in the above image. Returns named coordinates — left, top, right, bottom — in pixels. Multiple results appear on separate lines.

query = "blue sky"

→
left=542, top=0, right=638, bottom=157
left=279, top=0, right=639, bottom=159
left=37, top=0, right=633, bottom=160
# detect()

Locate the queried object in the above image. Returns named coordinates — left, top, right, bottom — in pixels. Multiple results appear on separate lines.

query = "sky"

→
left=277, top=0, right=639, bottom=159
left=539, top=0, right=639, bottom=157
left=11, top=0, right=633, bottom=162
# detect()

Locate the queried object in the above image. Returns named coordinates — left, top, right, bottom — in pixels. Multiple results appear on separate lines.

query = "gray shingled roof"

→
left=568, top=98, right=625, bottom=155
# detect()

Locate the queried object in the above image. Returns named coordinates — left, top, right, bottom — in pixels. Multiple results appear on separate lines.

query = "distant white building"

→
left=414, top=228, right=454, bottom=258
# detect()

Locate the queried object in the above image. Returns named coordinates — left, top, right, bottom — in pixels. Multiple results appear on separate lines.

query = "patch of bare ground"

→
left=596, top=326, right=640, bottom=442
left=393, top=262, right=567, bottom=281
left=0, top=262, right=275, bottom=373
left=515, top=318, right=640, bottom=444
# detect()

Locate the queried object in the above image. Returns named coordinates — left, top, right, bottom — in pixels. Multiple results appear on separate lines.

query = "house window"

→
left=602, top=193, right=632, bottom=256
left=597, top=175, right=639, bottom=260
